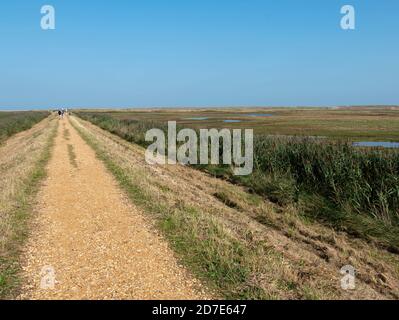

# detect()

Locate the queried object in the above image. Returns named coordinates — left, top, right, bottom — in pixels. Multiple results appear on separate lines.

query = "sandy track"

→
left=18, top=117, right=207, bottom=300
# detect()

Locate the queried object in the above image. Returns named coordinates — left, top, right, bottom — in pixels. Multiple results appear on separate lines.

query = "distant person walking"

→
left=58, top=110, right=62, bottom=119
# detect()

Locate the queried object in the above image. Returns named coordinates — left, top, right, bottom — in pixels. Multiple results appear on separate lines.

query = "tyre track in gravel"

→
left=18, top=117, right=208, bottom=300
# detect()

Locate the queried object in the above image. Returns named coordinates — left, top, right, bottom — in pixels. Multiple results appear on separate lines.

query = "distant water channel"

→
left=185, top=117, right=209, bottom=120
left=353, top=141, right=399, bottom=149
left=223, top=120, right=242, bottom=123
left=245, top=113, right=274, bottom=117
left=183, top=113, right=276, bottom=124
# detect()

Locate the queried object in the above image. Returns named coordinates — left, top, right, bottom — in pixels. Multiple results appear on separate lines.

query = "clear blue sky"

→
left=0, top=0, right=398, bottom=109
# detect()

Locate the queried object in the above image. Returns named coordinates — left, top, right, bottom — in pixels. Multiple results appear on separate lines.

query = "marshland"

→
left=77, top=107, right=399, bottom=253
left=1, top=107, right=399, bottom=300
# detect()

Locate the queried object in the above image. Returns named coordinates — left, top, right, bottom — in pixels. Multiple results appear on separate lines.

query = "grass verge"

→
left=0, top=122, right=57, bottom=299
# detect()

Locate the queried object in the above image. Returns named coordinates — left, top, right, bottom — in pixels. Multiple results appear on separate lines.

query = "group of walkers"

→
left=57, top=108, right=69, bottom=119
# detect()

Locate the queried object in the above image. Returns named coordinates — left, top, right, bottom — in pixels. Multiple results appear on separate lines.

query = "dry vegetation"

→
left=0, top=116, right=57, bottom=297
left=0, top=111, right=49, bottom=142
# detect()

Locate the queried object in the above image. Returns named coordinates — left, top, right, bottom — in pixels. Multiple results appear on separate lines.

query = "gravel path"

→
left=18, top=117, right=208, bottom=300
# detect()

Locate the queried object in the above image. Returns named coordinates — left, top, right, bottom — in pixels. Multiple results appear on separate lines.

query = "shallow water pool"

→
left=353, top=141, right=399, bottom=149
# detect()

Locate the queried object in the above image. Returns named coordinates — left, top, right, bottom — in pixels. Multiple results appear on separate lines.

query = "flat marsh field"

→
left=78, top=106, right=399, bottom=141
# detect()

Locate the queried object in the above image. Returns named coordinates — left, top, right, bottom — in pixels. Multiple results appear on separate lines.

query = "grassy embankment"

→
left=71, top=115, right=399, bottom=299
left=76, top=111, right=399, bottom=253
left=0, top=114, right=56, bottom=298
left=0, top=111, right=49, bottom=143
